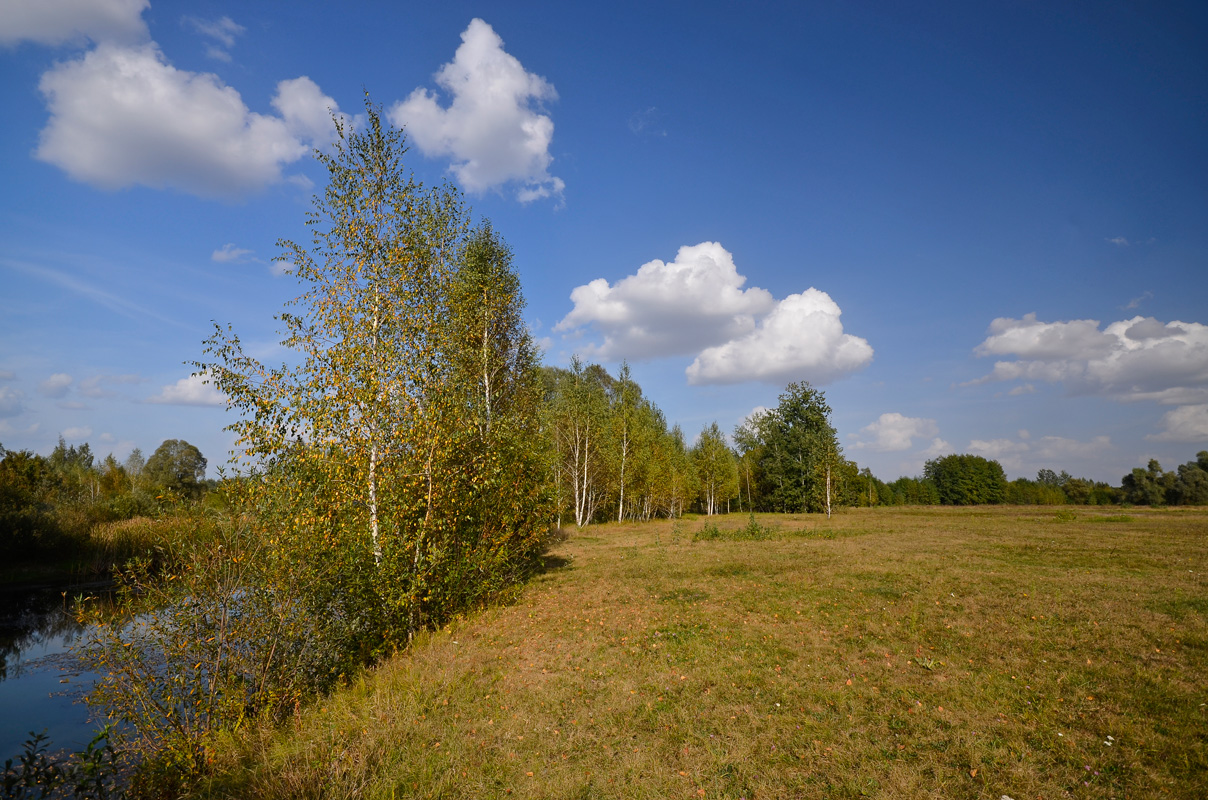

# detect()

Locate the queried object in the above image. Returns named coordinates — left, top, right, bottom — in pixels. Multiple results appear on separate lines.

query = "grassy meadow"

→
left=199, top=507, right=1207, bottom=799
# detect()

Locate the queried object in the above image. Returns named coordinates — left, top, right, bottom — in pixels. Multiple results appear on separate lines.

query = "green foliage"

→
left=80, top=502, right=360, bottom=778
left=0, top=447, right=63, bottom=556
left=2, top=728, right=122, bottom=800
left=923, top=453, right=1007, bottom=505
left=690, top=513, right=778, bottom=542
left=1120, top=453, right=1208, bottom=506
left=542, top=359, right=694, bottom=525
left=85, top=100, right=557, bottom=779
left=1006, top=477, right=1068, bottom=505
left=691, top=421, right=738, bottom=515
left=141, top=439, right=207, bottom=499
left=0, top=437, right=195, bottom=569
left=544, top=357, right=611, bottom=526
left=733, top=381, right=850, bottom=514
left=883, top=475, right=940, bottom=505
left=202, top=99, right=549, bottom=641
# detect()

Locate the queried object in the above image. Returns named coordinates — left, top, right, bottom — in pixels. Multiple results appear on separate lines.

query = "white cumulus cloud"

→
left=975, top=313, right=1116, bottom=361
left=390, top=18, right=563, bottom=202
left=61, top=426, right=92, bottom=440
left=557, top=241, right=873, bottom=386
left=147, top=373, right=226, bottom=406
left=921, top=438, right=952, bottom=458
left=854, top=413, right=939, bottom=452
left=972, top=313, right=1208, bottom=402
left=36, top=43, right=341, bottom=198
left=687, top=288, right=873, bottom=386
left=0, top=0, right=148, bottom=46
left=38, top=373, right=73, bottom=398
left=556, top=242, right=774, bottom=360
left=1148, top=404, right=1208, bottom=443
left=272, top=76, right=345, bottom=146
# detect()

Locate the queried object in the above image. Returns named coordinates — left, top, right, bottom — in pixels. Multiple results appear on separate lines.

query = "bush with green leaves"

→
left=2, top=728, right=122, bottom=800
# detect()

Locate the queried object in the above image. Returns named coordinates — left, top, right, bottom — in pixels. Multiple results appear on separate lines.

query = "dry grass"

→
left=199, top=507, right=1208, bottom=799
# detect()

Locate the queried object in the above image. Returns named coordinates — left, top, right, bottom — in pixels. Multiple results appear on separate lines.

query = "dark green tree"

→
left=923, top=454, right=1007, bottom=505
left=1121, top=459, right=1174, bottom=506
left=143, top=439, right=207, bottom=498
left=738, top=382, right=842, bottom=513
left=1170, top=452, right=1208, bottom=505
left=0, top=446, right=59, bottom=553
left=888, top=476, right=940, bottom=505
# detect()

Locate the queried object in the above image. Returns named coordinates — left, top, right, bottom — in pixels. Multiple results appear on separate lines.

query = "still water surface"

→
left=0, top=583, right=110, bottom=762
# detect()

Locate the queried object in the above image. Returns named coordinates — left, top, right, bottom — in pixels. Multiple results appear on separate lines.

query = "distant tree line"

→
left=0, top=437, right=210, bottom=560
left=853, top=455, right=1121, bottom=508
left=1121, top=453, right=1208, bottom=506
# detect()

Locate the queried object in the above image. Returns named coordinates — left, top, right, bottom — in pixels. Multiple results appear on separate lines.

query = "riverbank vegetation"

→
left=0, top=437, right=213, bottom=586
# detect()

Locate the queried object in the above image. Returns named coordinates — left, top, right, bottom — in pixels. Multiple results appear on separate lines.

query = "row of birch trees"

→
left=541, top=364, right=854, bottom=522
left=543, top=359, right=699, bottom=525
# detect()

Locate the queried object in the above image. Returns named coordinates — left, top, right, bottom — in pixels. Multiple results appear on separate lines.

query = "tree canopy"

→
left=733, top=381, right=850, bottom=514
left=143, top=439, right=207, bottom=498
left=201, top=101, right=550, bottom=645
left=923, top=454, right=1007, bottom=505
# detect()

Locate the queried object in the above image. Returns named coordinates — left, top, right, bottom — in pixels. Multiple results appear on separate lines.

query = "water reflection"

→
left=0, top=583, right=111, bottom=761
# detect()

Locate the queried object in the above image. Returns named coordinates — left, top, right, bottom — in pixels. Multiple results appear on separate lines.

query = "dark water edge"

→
left=0, top=581, right=112, bottom=762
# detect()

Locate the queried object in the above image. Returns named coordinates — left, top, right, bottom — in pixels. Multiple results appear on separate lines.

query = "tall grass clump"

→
left=693, top=512, right=776, bottom=541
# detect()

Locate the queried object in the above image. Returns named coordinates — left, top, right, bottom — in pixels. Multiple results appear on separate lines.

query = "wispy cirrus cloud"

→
left=79, top=373, right=143, bottom=398
left=1124, top=290, right=1153, bottom=310
left=212, top=243, right=255, bottom=263
left=1, top=257, right=187, bottom=328
left=183, top=15, right=244, bottom=62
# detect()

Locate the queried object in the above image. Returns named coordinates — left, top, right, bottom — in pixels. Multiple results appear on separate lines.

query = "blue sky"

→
left=1, top=0, right=1205, bottom=484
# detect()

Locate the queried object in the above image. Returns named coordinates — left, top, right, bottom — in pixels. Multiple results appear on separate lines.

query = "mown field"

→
left=199, top=507, right=1208, bottom=799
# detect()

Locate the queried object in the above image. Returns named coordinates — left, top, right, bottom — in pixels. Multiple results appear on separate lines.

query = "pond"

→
left=0, top=582, right=112, bottom=763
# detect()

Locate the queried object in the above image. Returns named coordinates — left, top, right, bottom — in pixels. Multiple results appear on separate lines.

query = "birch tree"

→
left=201, top=103, right=546, bottom=641
left=609, top=362, right=641, bottom=522
left=692, top=421, right=738, bottom=515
